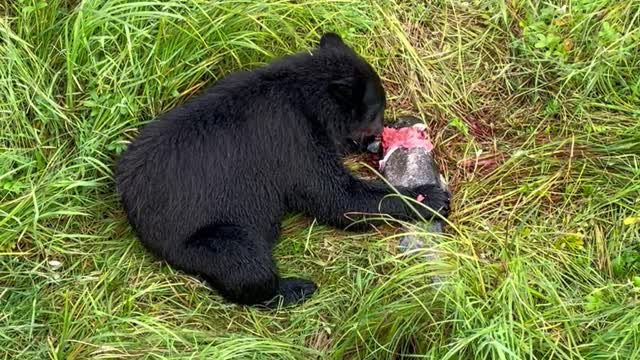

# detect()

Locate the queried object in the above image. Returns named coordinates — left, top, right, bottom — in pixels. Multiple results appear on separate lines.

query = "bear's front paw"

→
left=411, top=184, right=450, bottom=219
left=262, top=277, right=316, bottom=308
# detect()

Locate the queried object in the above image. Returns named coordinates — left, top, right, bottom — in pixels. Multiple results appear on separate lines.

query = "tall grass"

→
left=1, top=0, right=638, bottom=358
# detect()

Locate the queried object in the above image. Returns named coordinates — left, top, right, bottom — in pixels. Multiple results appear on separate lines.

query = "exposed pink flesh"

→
left=380, top=127, right=433, bottom=154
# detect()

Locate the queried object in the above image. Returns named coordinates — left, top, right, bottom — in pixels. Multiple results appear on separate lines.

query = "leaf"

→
left=581, top=184, right=595, bottom=196
left=612, top=250, right=640, bottom=277
left=585, top=290, right=605, bottom=311
left=624, top=217, right=640, bottom=225
left=598, top=21, right=620, bottom=43
left=534, top=34, right=547, bottom=48
left=35, top=151, right=46, bottom=171
left=546, top=33, right=561, bottom=47
left=554, top=233, right=584, bottom=250
left=520, top=227, right=532, bottom=237
left=449, top=117, right=470, bottom=136
left=83, top=99, right=99, bottom=108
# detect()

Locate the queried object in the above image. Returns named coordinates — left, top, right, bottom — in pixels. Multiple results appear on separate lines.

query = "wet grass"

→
left=1, top=0, right=639, bottom=358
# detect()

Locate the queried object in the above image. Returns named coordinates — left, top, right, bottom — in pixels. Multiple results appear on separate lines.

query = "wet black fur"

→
left=115, top=33, right=449, bottom=307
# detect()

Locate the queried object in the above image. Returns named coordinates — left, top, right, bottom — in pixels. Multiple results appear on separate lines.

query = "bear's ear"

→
left=329, top=77, right=358, bottom=106
left=319, top=32, right=346, bottom=49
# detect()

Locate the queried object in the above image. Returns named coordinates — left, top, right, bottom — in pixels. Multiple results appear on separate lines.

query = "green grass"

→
left=1, top=0, right=639, bottom=358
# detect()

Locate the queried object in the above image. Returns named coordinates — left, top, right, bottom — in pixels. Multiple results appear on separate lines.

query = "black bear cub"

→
left=116, top=33, right=449, bottom=307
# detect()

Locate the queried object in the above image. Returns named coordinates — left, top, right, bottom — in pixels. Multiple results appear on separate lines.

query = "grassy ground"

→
left=1, top=0, right=639, bottom=358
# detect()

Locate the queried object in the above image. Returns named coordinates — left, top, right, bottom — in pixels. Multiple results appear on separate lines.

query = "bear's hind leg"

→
left=167, top=224, right=316, bottom=307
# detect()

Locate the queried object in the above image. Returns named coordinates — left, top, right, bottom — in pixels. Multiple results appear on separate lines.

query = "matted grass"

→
left=1, top=0, right=639, bottom=359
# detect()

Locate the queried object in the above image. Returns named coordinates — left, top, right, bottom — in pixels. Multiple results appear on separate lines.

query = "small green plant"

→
left=612, top=249, right=640, bottom=278
left=1, top=176, right=26, bottom=194
left=17, top=0, right=48, bottom=15
left=585, top=289, right=606, bottom=311
left=449, top=117, right=470, bottom=137
left=598, top=21, right=621, bottom=44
